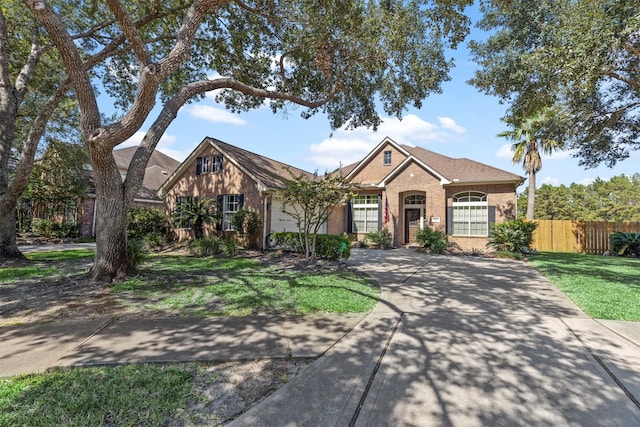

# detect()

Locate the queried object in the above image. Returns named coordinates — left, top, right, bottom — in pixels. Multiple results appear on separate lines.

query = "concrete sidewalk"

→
left=231, top=249, right=640, bottom=426
left=0, top=314, right=365, bottom=378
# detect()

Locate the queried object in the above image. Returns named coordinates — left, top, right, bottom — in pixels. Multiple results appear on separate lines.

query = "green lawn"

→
left=528, top=252, right=640, bottom=321
left=112, top=254, right=379, bottom=316
left=0, top=364, right=194, bottom=427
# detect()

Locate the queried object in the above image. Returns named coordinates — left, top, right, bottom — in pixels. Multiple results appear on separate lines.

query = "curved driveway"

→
left=233, top=248, right=640, bottom=426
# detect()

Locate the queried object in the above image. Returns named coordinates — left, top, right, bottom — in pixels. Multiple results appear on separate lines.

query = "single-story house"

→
left=159, top=136, right=524, bottom=250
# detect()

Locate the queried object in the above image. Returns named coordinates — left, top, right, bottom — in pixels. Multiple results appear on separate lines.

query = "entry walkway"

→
left=232, top=249, right=640, bottom=426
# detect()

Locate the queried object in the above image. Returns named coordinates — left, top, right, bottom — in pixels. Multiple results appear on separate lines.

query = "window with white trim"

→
left=212, top=154, right=223, bottom=173
left=383, top=150, right=392, bottom=165
left=201, top=156, right=210, bottom=173
left=222, top=194, right=241, bottom=231
left=404, top=194, right=425, bottom=205
left=352, top=195, right=379, bottom=233
left=452, top=192, right=488, bottom=236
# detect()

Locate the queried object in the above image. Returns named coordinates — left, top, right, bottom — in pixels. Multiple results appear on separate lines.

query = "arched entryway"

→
left=403, top=193, right=426, bottom=243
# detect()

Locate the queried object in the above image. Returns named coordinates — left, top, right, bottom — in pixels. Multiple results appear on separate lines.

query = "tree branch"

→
left=105, top=0, right=151, bottom=66
left=23, top=0, right=101, bottom=138
left=0, top=80, right=71, bottom=213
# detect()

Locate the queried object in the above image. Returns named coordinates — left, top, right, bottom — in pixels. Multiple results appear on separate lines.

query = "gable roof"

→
left=111, top=147, right=180, bottom=200
left=159, top=137, right=314, bottom=195
left=402, top=145, right=524, bottom=185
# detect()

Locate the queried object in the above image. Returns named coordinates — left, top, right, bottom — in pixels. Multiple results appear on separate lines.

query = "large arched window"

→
left=452, top=192, right=488, bottom=236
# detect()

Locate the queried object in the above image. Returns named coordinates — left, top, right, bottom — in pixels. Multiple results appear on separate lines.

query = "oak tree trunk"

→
left=0, top=207, right=24, bottom=260
left=89, top=155, right=133, bottom=282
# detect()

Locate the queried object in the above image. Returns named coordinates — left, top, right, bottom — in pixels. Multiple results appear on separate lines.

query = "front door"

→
left=405, top=208, right=421, bottom=243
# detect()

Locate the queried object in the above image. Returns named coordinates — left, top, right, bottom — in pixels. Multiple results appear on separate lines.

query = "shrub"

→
left=271, top=232, right=304, bottom=252
left=128, top=207, right=170, bottom=240
left=51, top=222, right=80, bottom=238
left=188, top=236, right=223, bottom=256
left=416, top=227, right=448, bottom=254
left=487, top=219, right=537, bottom=253
left=31, top=218, right=53, bottom=237
left=315, top=233, right=351, bottom=260
left=610, top=232, right=640, bottom=257
left=143, top=232, right=167, bottom=248
left=222, top=238, right=239, bottom=257
left=127, top=239, right=149, bottom=267
left=270, top=232, right=351, bottom=260
left=365, top=229, right=393, bottom=249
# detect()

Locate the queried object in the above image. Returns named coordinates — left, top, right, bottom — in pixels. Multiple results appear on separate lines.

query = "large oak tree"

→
left=470, top=0, right=640, bottom=168
left=23, top=0, right=472, bottom=281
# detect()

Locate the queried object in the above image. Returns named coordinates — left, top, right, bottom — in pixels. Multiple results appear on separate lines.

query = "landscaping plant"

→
left=365, top=229, right=393, bottom=249
left=487, top=219, right=537, bottom=253
left=415, top=227, right=448, bottom=253
left=610, top=232, right=640, bottom=257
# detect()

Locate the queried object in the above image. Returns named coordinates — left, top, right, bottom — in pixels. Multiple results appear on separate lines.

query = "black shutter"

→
left=219, top=155, right=224, bottom=171
left=196, top=157, right=202, bottom=175
left=347, top=200, right=353, bottom=233
left=446, top=206, right=453, bottom=236
left=488, top=205, right=496, bottom=234
left=216, top=195, right=224, bottom=230
left=239, top=194, right=245, bottom=209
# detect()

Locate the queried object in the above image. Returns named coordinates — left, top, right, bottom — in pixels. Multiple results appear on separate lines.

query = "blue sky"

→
left=119, top=8, right=638, bottom=191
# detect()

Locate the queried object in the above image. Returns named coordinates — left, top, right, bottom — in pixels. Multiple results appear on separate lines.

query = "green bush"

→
left=365, top=229, right=393, bottom=249
left=143, top=232, right=167, bottom=248
left=315, top=233, right=351, bottom=260
left=610, top=232, right=640, bottom=257
left=487, top=219, right=537, bottom=253
left=188, top=236, right=224, bottom=256
left=271, top=232, right=304, bottom=252
left=270, top=232, right=351, bottom=260
left=416, top=227, right=448, bottom=254
left=51, top=222, right=80, bottom=238
left=128, top=207, right=171, bottom=240
left=31, top=218, right=53, bottom=237
left=127, top=239, right=149, bottom=267
left=222, top=238, right=239, bottom=257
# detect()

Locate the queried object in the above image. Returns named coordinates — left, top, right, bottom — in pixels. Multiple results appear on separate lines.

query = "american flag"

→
left=384, top=196, right=390, bottom=223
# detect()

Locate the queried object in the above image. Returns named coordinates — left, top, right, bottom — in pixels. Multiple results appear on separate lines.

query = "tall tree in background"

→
left=24, top=0, right=472, bottom=281
left=498, top=109, right=562, bottom=219
left=470, top=0, right=639, bottom=168
left=0, top=1, right=78, bottom=259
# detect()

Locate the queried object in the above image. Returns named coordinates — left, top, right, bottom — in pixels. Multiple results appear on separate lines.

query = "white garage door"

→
left=270, top=196, right=327, bottom=234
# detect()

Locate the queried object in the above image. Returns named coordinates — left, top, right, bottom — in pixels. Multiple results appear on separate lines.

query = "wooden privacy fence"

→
left=531, top=220, right=640, bottom=254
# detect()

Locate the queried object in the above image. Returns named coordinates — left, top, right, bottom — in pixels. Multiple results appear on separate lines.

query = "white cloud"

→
left=496, top=143, right=513, bottom=160
left=186, top=104, right=247, bottom=126
left=437, top=116, right=466, bottom=134
left=305, top=114, right=466, bottom=168
left=540, top=176, right=560, bottom=186
left=543, top=149, right=575, bottom=160
left=577, top=177, right=595, bottom=186
left=119, top=131, right=176, bottom=148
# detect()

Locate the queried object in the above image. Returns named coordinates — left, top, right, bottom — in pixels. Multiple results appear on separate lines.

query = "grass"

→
left=25, top=249, right=94, bottom=261
left=0, top=250, right=94, bottom=283
left=528, top=252, right=640, bottom=321
left=112, top=254, right=379, bottom=316
left=0, top=364, right=194, bottom=427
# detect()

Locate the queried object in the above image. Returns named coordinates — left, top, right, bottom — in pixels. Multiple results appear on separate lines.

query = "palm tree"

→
left=175, top=197, right=219, bottom=239
left=498, top=109, right=562, bottom=220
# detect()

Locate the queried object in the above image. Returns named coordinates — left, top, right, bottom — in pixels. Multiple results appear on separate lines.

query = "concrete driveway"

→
left=232, top=248, right=640, bottom=426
